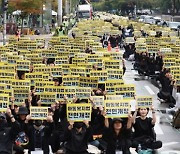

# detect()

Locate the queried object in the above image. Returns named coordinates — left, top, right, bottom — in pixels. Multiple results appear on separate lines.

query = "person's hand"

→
left=151, top=106, right=155, bottom=112
left=128, top=113, right=132, bottom=120
left=64, top=95, right=68, bottom=101
left=51, top=103, right=56, bottom=111
left=72, top=95, right=78, bottom=103
left=37, top=100, right=41, bottom=106
left=26, top=115, right=31, bottom=121
left=102, top=109, right=106, bottom=117
left=69, top=120, right=74, bottom=126
left=83, top=120, right=89, bottom=127
left=68, top=120, right=74, bottom=130
left=47, top=116, right=53, bottom=123
left=89, top=96, right=93, bottom=102
left=10, top=97, right=15, bottom=103
left=6, top=108, right=12, bottom=117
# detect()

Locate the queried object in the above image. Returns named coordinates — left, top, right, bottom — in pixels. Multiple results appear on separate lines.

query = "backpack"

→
left=172, top=109, right=180, bottom=128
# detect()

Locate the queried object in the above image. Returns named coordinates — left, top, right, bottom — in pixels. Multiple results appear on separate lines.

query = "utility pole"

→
left=65, top=0, right=69, bottom=15
left=58, top=0, right=62, bottom=26
left=2, top=0, right=8, bottom=45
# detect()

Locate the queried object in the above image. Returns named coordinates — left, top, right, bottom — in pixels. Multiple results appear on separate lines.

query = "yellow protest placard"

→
left=64, top=87, right=76, bottom=100
left=115, top=84, right=135, bottom=99
left=104, top=60, right=122, bottom=69
left=25, top=73, right=49, bottom=85
left=174, top=74, right=180, bottom=86
left=35, top=81, right=54, bottom=93
left=0, top=70, right=16, bottom=79
left=41, top=49, right=57, bottom=58
left=61, top=64, right=75, bottom=75
left=56, top=86, right=65, bottom=101
left=67, top=103, right=92, bottom=122
left=0, top=78, right=12, bottom=86
left=76, top=87, right=91, bottom=99
left=106, top=95, right=123, bottom=101
left=33, top=67, right=51, bottom=74
left=0, top=64, right=16, bottom=72
left=163, top=58, right=176, bottom=68
left=63, top=75, right=79, bottom=86
left=125, top=37, right=135, bottom=44
left=13, top=88, right=29, bottom=99
left=11, top=79, right=30, bottom=89
left=39, top=92, right=56, bottom=104
left=79, top=76, right=98, bottom=88
left=91, top=96, right=104, bottom=107
left=70, top=67, right=86, bottom=76
left=0, top=84, right=7, bottom=93
left=104, top=100, right=130, bottom=118
left=55, top=56, right=69, bottom=65
left=72, top=57, right=87, bottom=65
left=105, top=79, right=124, bottom=94
left=136, top=96, right=153, bottom=108
left=30, top=107, right=48, bottom=120
left=90, top=70, right=108, bottom=83
left=107, top=69, right=123, bottom=79
left=0, top=94, right=9, bottom=112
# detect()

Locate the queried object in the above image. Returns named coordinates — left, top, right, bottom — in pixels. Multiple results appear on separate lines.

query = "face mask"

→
left=34, top=120, right=42, bottom=127
left=74, top=122, right=84, bottom=129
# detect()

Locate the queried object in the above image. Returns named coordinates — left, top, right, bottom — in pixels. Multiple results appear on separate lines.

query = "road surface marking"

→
left=145, top=85, right=155, bottom=95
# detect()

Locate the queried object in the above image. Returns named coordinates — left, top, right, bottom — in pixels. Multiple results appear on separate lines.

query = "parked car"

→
left=167, top=22, right=180, bottom=31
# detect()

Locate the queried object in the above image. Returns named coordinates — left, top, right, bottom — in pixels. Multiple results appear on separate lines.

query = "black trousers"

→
left=132, top=136, right=162, bottom=150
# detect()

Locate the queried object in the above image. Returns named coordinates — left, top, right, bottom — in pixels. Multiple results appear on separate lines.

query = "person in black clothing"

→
left=131, top=107, right=162, bottom=150
left=155, top=52, right=163, bottom=71
left=89, top=106, right=105, bottom=148
left=25, top=114, right=54, bottom=154
left=51, top=100, right=68, bottom=153
left=64, top=120, right=92, bottom=154
left=137, top=52, right=148, bottom=75
left=0, top=109, right=20, bottom=154
left=157, top=69, right=176, bottom=106
left=147, top=54, right=156, bottom=76
left=102, top=114, right=132, bottom=154
left=13, top=106, right=29, bottom=154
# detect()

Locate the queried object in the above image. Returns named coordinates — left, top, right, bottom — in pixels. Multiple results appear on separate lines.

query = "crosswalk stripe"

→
left=145, top=85, right=155, bottom=95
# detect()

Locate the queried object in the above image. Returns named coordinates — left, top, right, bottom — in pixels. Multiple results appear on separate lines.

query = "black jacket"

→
left=27, top=122, right=54, bottom=154
left=0, top=121, right=20, bottom=154
left=64, top=125, right=92, bottom=153
left=102, top=127, right=132, bottom=154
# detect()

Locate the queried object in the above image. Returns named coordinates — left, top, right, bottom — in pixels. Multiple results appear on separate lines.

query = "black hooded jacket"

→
left=0, top=120, right=20, bottom=154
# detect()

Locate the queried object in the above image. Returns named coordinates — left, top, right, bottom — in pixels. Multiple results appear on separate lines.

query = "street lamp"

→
left=2, top=0, right=8, bottom=45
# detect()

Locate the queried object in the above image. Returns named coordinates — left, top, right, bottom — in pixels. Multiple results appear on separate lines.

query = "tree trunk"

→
left=21, top=17, right=24, bottom=34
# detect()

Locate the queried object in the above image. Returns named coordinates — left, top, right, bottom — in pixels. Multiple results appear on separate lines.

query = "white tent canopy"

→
left=12, top=10, right=57, bottom=16
left=12, top=10, right=22, bottom=15
left=52, top=10, right=57, bottom=16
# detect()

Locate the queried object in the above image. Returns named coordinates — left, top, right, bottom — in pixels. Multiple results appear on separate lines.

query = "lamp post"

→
left=58, top=0, right=62, bottom=26
left=2, top=0, right=8, bottom=45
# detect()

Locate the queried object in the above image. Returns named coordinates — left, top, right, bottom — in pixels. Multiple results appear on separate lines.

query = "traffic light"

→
left=2, top=0, right=8, bottom=11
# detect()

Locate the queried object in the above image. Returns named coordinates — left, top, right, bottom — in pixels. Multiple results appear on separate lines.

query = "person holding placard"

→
left=131, top=107, right=162, bottom=151
left=13, top=107, right=29, bottom=154
left=0, top=109, right=20, bottom=154
left=102, top=113, right=132, bottom=154
left=24, top=114, right=54, bottom=154
left=63, top=120, right=92, bottom=154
